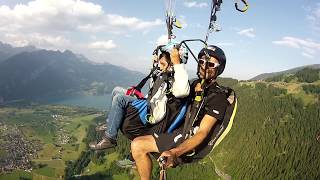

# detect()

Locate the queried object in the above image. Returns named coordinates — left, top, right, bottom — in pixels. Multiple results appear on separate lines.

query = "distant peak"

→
left=63, top=50, right=74, bottom=55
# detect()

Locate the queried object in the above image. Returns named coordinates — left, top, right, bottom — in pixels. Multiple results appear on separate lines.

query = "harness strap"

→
left=126, top=67, right=158, bottom=99
left=159, top=165, right=167, bottom=180
left=136, top=66, right=158, bottom=91
left=181, top=83, right=234, bottom=158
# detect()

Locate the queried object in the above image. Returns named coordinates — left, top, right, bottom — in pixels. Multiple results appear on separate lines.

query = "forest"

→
left=65, top=75, right=320, bottom=179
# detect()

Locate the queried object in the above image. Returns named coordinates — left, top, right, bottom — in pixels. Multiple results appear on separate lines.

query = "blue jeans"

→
left=105, top=87, right=136, bottom=140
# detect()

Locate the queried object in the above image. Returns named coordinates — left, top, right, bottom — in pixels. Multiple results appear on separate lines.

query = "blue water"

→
left=40, top=94, right=112, bottom=110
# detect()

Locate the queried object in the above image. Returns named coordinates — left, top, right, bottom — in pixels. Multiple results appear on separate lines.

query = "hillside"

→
left=250, top=64, right=320, bottom=81
left=1, top=78, right=319, bottom=179
left=264, top=67, right=320, bottom=83
left=0, top=49, right=145, bottom=101
left=210, top=80, right=320, bottom=179
left=155, top=77, right=319, bottom=179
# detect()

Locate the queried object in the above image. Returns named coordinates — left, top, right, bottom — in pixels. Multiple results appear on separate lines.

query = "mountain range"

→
left=0, top=42, right=145, bottom=101
left=0, top=41, right=318, bottom=102
left=250, top=64, right=320, bottom=81
left=0, top=42, right=37, bottom=63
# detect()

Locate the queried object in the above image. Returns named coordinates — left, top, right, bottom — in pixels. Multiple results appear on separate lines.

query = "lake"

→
left=39, top=94, right=112, bottom=110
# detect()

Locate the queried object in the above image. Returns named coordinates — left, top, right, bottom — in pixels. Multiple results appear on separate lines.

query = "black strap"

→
left=235, top=0, right=249, bottom=12
left=164, top=72, right=175, bottom=103
left=181, top=96, right=207, bottom=138
left=135, top=67, right=157, bottom=91
left=181, top=81, right=225, bottom=138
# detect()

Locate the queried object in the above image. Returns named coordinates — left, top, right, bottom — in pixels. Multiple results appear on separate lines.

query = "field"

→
left=0, top=104, right=103, bottom=179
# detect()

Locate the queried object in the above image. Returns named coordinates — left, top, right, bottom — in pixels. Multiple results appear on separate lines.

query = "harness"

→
left=132, top=71, right=177, bottom=125
left=179, top=82, right=237, bottom=161
left=147, top=71, right=174, bottom=102
left=157, top=82, right=237, bottom=180
left=126, top=66, right=160, bottom=99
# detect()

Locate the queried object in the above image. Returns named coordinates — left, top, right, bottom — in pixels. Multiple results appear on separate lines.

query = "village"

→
left=0, top=113, right=76, bottom=174
left=0, top=123, right=41, bottom=173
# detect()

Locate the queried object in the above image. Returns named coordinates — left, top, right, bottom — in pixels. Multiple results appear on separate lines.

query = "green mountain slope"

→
left=251, top=64, right=320, bottom=81
left=265, top=67, right=320, bottom=83
left=211, top=82, right=320, bottom=179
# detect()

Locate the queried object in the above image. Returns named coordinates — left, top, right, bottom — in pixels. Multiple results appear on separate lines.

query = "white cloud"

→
left=302, top=52, right=314, bottom=59
left=88, top=40, right=117, bottom=50
left=0, top=0, right=164, bottom=61
left=77, top=24, right=105, bottom=33
left=106, top=14, right=163, bottom=31
left=77, top=15, right=163, bottom=34
left=272, top=36, right=320, bottom=59
left=272, top=39, right=300, bottom=48
left=237, top=28, right=256, bottom=38
left=0, top=0, right=163, bottom=34
left=272, top=37, right=320, bottom=49
left=2, top=33, right=70, bottom=49
left=184, top=1, right=208, bottom=8
left=302, top=47, right=316, bottom=55
left=0, top=0, right=103, bottom=33
left=307, top=3, right=320, bottom=33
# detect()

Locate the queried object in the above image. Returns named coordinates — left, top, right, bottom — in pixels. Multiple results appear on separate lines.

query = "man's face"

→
left=159, top=55, right=169, bottom=71
left=198, top=55, right=219, bottom=79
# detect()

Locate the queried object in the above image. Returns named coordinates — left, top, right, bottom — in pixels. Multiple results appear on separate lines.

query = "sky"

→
left=0, top=0, right=319, bottom=80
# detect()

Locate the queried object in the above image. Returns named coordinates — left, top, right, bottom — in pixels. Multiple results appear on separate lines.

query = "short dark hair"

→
left=159, top=51, right=171, bottom=63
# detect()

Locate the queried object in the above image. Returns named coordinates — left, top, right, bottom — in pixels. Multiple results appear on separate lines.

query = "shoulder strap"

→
left=135, top=67, right=157, bottom=91
left=181, top=96, right=207, bottom=139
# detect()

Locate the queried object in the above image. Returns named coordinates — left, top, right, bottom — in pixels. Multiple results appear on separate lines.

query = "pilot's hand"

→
left=158, top=150, right=177, bottom=168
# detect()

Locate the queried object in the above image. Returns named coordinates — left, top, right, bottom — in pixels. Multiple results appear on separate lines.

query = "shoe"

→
left=116, top=158, right=136, bottom=168
left=95, top=123, right=107, bottom=132
left=89, top=137, right=117, bottom=150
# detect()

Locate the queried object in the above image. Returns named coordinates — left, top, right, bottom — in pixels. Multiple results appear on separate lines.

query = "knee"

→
left=112, top=87, right=126, bottom=97
left=131, top=137, right=147, bottom=157
left=112, top=94, right=125, bottom=105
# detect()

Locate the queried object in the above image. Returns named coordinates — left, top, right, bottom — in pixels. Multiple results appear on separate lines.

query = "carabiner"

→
left=235, top=0, right=249, bottom=12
